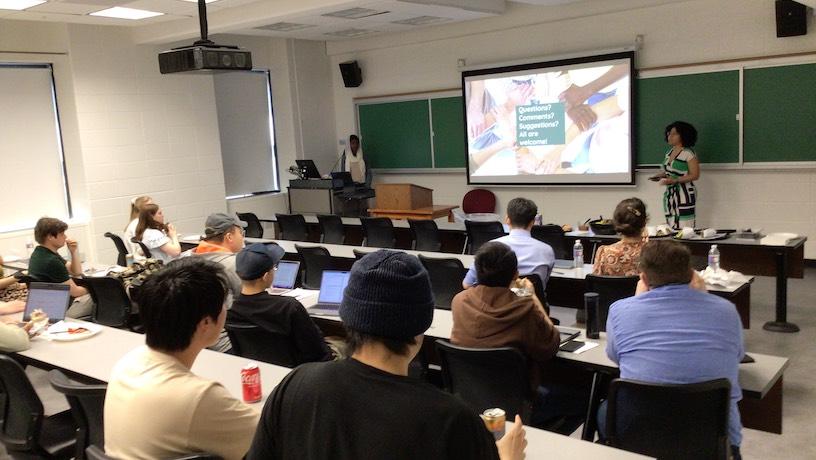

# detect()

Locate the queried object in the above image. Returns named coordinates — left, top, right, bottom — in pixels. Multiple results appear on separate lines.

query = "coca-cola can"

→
left=241, top=362, right=262, bottom=403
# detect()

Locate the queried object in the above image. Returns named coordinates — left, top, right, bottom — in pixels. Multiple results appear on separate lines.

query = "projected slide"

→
left=463, top=52, right=634, bottom=185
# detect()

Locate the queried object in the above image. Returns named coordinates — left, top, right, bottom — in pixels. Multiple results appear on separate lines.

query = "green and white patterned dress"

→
left=662, top=147, right=696, bottom=229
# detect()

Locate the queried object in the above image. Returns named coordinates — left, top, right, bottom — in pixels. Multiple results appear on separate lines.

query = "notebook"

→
left=268, top=261, right=300, bottom=295
left=309, top=270, right=351, bottom=316
left=23, top=282, right=71, bottom=323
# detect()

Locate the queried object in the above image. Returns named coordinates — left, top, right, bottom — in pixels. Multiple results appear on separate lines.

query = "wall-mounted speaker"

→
left=776, top=0, right=808, bottom=37
left=339, top=61, right=363, bottom=88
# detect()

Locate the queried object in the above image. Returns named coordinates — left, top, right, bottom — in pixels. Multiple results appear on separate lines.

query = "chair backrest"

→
left=518, top=273, right=549, bottom=315
left=316, top=214, right=345, bottom=244
left=0, top=355, right=46, bottom=452
left=275, top=214, right=309, bottom=242
left=462, top=189, right=497, bottom=214
left=464, top=220, right=506, bottom=255
left=14, top=273, right=39, bottom=287
left=130, top=237, right=152, bottom=259
left=418, top=255, right=466, bottom=310
left=408, top=219, right=441, bottom=252
left=360, top=217, right=396, bottom=248
left=236, top=212, right=264, bottom=239
left=352, top=249, right=369, bottom=260
left=86, top=445, right=223, bottom=460
left=585, top=274, right=639, bottom=332
left=103, top=232, right=129, bottom=267
left=74, top=277, right=132, bottom=329
left=605, top=378, right=731, bottom=460
left=225, top=321, right=298, bottom=368
left=530, top=224, right=568, bottom=259
left=294, top=245, right=332, bottom=290
left=435, top=340, right=532, bottom=422
left=48, top=370, right=106, bottom=459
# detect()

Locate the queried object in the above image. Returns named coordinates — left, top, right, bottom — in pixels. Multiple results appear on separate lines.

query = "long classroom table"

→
left=293, top=290, right=789, bottom=439
left=8, top=321, right=650, bottom=460
left=255, top=215, right=802, bottom=330
left=239, top=238, right=754, bottom=329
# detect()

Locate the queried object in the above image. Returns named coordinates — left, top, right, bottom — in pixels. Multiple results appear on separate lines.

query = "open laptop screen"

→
left=24, top=282, right=71, bottom=322
left=317, top=271, right=351, bottom=304
left=273, top=261, right=299, bottom=289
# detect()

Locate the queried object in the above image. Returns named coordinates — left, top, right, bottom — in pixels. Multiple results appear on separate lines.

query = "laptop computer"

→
left=295, top=159, right=321, bottom=179
left=556, top=326, right=582, bottom=344
left=23, top=282, right=71, bottom=323
left=268, top=260, right=300, bottom=295
left=309, top=270, right=351, bottom=316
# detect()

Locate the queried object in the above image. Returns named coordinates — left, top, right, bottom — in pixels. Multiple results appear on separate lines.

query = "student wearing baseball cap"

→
left=230, top=243, right=333, bottom=365
left=246, top=250, right=526, bottom=460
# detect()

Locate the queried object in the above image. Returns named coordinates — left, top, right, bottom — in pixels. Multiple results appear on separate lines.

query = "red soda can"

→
left=241, top=362, right=262, bottom=403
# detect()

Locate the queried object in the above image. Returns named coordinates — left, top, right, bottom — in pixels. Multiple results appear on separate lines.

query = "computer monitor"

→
left=295, top=160, right=321, bottom=179
left=330, top=171, right=353, bottom=190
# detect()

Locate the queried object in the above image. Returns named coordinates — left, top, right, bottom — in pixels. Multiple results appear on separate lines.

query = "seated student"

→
left=463, top=197, right=554, bottom=289
left=246, top=250, right=526, bottom=460
left=452, top=242, right=582, bottom=431
left=134, top=204, right=181, bottom=264
left=0, top=257, right=27, bottom=309
left=191, top=212, right=247, bottom=299
left=231, top=243, right=333, bottom=364
left=602, top=240, right=744, bottom=458
left=27, top=217, right=93, bottom=318
left=124, top=195, right=153, bottom=256
left=104, top=258, right=259, bottom=460
left=0, top=316, right=34, bottom=352
left=593, top=197, right=648, bottom=276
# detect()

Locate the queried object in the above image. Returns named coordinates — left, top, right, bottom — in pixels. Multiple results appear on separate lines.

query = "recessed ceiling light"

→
left=323, top=8, right=389, bottom=19
left=255, top=22, right=316, bottom=32
left=325, top=28, right=376, bottom=38
left=89, top=7, right=163, bottom=20
left=0, top=0, right=45, bottom=11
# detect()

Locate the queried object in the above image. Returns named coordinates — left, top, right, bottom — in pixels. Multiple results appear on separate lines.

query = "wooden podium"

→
left=367, top=183, right=458, bottom=221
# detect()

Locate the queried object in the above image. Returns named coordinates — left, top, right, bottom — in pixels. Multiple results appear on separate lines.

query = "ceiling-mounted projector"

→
left=158, top=0, right=252, bottom=74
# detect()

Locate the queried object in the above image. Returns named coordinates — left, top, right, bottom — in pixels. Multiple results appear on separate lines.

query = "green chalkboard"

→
left=635, top=71, right=740, bottom=165
left=358, top=100, right=432, bottom=168
left=431, top=97, right=466, bottom=168
left=744, top=63, right=816, bottom=162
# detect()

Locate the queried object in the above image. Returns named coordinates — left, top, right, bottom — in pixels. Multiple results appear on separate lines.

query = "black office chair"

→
left=360, top=217, right=396, bottom=248
left=295, top=245, right=333, bottom=289
left=130, top=237, right=152, bottom=259
left=103, top=232, right=130, bottom=267
left=435, top=340, right=533, bottom=423
left=0, top=355, right=77, bottom=459
left=86, top=445, right=223, bottom=460
left=604, top=378, right=731, bottom=460
left=352, top=249, right=371, bottom=260
left=236, top=212, right=264, bottom=239
left=418, top=255, right=466, bottom=310
left=531, top=224, right=568, bottom=260
left=74, top=277, right=133, bottom=329
left=317, top=214, right=345, bottom=244
left=408, top=219, right=442, bottom=252
left=464, top=220, right=506, bottom=255
left=13, top=272, right=40, bottom=287
left=275, top=213, right=309, bottom=242
left=225, top=321, right=298, bottom=368
left=48, top=370, right=107, bottom=460
left=518, top=273, right=553, bottom=320
left=584, top=274, right=639, bottom=332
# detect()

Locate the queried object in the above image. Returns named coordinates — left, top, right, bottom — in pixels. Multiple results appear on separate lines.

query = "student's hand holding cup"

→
left=496, top=414, right=527, bottom=460
left=66, top=238, right=79, bottom=254
left=167, top=223, right=177, bottom=238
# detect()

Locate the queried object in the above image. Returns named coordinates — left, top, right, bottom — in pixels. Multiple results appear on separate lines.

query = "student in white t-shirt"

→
left=134, top=204, right=180, bottom=264
left=124, top=196, right=152, bottom=256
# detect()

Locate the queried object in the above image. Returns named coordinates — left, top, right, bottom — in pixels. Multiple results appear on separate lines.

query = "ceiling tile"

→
left=28, top=2, right=102, bottom=14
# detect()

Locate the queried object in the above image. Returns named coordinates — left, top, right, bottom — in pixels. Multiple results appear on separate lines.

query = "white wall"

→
left=324, top=0, right=816, bottom=258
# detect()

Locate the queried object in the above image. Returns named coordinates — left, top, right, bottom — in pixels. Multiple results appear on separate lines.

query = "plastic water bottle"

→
left=573, top=239, right=584, bottom=269
left=708, top=244, right=721, bottom=272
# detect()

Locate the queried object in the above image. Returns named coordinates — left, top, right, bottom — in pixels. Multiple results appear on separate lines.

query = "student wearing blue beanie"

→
left=247, top=250, right=526, bottom=460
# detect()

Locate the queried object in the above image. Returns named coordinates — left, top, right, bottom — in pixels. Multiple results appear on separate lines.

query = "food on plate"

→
left=561, top=224, right=573, bottom=232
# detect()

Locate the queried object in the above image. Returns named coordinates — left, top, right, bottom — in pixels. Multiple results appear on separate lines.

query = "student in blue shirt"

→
left=602, top=240, right=744, bottom=459
left=463, top=197, right=554, bottom=289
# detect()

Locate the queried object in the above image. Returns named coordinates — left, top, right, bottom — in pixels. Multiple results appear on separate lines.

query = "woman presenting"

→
left=340, top=134, right=370, bottom=185
left=651, top=121, right=700, bottom=229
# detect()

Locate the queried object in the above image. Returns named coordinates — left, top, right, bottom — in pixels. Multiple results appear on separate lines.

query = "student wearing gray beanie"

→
left=246, top=249, right=526, bottom=460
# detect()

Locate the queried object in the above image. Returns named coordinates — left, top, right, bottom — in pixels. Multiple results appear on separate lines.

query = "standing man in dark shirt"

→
left=231, top=243, right=333, bottom=364
left=27, top=217, right=92, bottom=318
left=246, top=250, right=526, bottom=460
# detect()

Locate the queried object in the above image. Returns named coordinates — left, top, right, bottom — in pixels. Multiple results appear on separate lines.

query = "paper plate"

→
left=45, top=321, right=102, bottom=342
